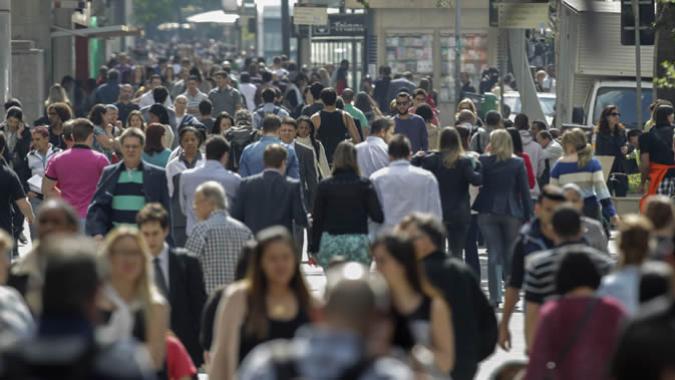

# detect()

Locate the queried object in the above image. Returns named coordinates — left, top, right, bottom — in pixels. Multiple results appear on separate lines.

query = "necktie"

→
left=153, top=257, right=169, bottom=299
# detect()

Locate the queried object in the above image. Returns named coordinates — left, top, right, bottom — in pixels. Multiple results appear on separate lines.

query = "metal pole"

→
left=281, top=0, right=291, bottom=57
left=499, top=31, right=506, bottom=117
left=454, top=0, right=462, bottom=104
left=633, top=0, right=643, bottom=128
left=0, top=0, right=11, bottom=105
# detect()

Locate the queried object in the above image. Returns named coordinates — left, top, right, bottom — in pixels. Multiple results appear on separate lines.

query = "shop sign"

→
left=497, top=3, right=549, bottom=29
left=297, top=14, right=366, bottom=37
left=294, top=5, right=329, bottom=26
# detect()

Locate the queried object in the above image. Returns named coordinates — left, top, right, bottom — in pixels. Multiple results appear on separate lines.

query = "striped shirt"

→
left=523, top=244, right=613, bottom=304
left=549, top=158, right=611, bottom=201
left=111, top=169, right=145, bottom=227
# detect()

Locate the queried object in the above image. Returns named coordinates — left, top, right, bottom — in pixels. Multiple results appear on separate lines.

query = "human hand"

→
left=27, top=191, right=37, bottom=199
left=620, top=146, right=628, bottom=155
left=498, top=322, right=512, bottom=351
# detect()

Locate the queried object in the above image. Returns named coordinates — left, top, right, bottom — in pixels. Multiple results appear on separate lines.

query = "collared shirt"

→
left=239, top=135, right=300, bottom=179
left=370, top=159, right=442, bottom=231
left=182, top=90, right=209, bottom=114
left=184, top=210, right=253, bottom=294
left=165, top=152, right=204, bottom=197
left=208, top=85, right=241, bottom=116
left=138, top=90, right=173, bottom=109
left=180, top=160, right=242, bottom=234
left=252, top=103, right=290, bottom=130
left=356, top=136, right=389, bottom=178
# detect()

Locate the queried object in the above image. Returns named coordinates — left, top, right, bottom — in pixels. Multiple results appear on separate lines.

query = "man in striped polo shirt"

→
left=523, top=205, right=613, bottom=349
left=86, top=128, right=172, bottom=242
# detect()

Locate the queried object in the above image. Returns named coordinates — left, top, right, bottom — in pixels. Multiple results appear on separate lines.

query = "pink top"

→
left=44, top=145, right=110, bottom=217
left=525, top=296, right=626, bottom=380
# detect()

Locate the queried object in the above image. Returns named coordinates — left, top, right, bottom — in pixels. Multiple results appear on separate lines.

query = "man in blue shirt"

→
left=239, top=114, right=299, bottom=179
left=94, top=69, right=120, bottom=105
left=393, top=92, right=428, bottom=153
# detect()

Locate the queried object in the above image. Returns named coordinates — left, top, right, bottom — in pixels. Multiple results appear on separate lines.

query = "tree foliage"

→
left=132, top=0, right=178, bottom=26
left=655, top=0, right=675, bottom=104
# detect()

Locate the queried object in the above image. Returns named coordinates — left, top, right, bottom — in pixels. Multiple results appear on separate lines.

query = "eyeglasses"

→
left=610, top=112, right=621, bottom=117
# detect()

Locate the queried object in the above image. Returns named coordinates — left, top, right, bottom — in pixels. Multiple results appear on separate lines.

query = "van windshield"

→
left=592, top=87, right=653, bottom=129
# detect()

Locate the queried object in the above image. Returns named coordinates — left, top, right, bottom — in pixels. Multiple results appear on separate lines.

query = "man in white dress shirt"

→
left=356, top=117, right=395, bottom=178
left=370, top=134, right=442, bottom=232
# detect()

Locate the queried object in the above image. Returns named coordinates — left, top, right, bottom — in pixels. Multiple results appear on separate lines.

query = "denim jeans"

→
left=477, top=213, right=522, bottom=304
left=28, top=196, right=43, bottom=242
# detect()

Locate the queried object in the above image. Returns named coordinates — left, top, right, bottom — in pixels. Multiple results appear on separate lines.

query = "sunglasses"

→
left=610, top=112, right=621, bottom=117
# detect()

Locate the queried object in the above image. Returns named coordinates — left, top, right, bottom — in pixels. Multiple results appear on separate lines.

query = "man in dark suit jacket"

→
left=86, top=128, right=173, bottom=242
left=137, top=203, right=207, bottom=366
left=231, top=144, right=308, bottom=235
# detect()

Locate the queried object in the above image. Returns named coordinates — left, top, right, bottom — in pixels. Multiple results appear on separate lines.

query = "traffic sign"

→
left=293, top=5, right=328, bottom=26
left=497, top=3, right=549, bottom=29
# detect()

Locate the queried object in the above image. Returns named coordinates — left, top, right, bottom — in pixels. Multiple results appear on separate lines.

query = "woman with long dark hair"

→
left=296, top=116, right=331, bottom=180
left=310, top=141, right=383, bottom=267
left=213, top=112, right=235, bottom=136
left=142, top=123, right=171, bottom=167
left=209, top=227, right=314, bottom=380
left=595, top=105, right=628, bottom=197
left=372, top=234, right=454, bottom=374
left=354, top=91, right=383, bottom=124
left=412, top=127, right=482, bottom=270
left=507, top=127, right=536, bottom=190
left=88, top=104, right=115, bottom=158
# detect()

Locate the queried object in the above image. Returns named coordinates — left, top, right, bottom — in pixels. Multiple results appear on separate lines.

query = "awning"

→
left=186, top=10, right=239, bottom=24
left=51, top=25, right=142, bottom=39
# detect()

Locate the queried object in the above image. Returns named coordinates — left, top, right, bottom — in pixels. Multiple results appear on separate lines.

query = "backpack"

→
left=225, top=126, right=260, bottom=171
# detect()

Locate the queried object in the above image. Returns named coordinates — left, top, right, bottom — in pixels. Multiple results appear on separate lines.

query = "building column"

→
left=11, top=0, right=52, bottom=91
left=53, top=7, right=74, bottom=85
left=0, top=0, right=10, bottom=104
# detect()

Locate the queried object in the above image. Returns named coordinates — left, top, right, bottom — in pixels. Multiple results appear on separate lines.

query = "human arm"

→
left=41, top=176, right=60, bottom=198
left=640, top=152, right=651, bottom=193
left=516, top=160, right=533, bottom=219
left=239, top=149, right=251, bottom=178
left=429, top=298, right=455, bottom=373
left=524, top=301, right=541, bottom=352
left=420, top=119, right=429, bottom=152
left=343, top=112, right=362, bottom=143
left=230, top=183, right=245, bottom=223
left=15, top=198, right=34, bottom=225
left=427, top=176, right=443, bottom=221
left=208, top=284, right=248, bottom=380
left=186, top=255, right=208, bottom=342
left=146, top=301, right=169, bottom=370
left=309, top=186, right=325, bottom=254
left=463, top=157, right=483, bottom=186
left=317, top=143, right=331, bottom=179
left=365, top=181, right=385, bottom=224
left=292, top=181, right=309, bottom=227
left=286, top=149, right=300, bottom=179
left=95, top=126, right=116, bottom=150
left=522, top=155, right=535, bottom=189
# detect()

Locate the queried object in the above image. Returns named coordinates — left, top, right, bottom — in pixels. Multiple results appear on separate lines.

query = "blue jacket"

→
left=472, top=155, right=532, bottom=220
left=238, top=135, right=300, bottom=179
left=86, top=161, right=173, bottom=242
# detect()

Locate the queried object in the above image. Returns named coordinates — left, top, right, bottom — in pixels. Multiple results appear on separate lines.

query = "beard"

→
left=397, top=108, right=408, bottom=116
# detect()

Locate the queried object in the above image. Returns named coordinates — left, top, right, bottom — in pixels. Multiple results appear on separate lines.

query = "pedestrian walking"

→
left=525, top=251, right=625, bottom=380
left=311, top=87, right=361, bottom=164
left=473, top=129, right=532, bottom=307
left=372, top=234, right=455, bottom=374
left=355, top=117, right=394, bottom=178
left=209, top=227, right=314, bottom=380
left=393, top=92, right=428, bottom=153
left=310, top=141, right=383, bottom=267
left=595, top=105, right=629, bottom=197
left=515, top=114, right=545, bottom=197
left=184, top=181, right=252, bottom=294
left=412, top=127, right=482, bottom=264
left=239, top=115, right=299, bottom=179
left=550, top=128, right=618, bottom=225
left=295, top=116, right=331, bottom=180
left=639, top=104, right=675, bottom=206
left=141, top=123, right=172, bottom=167
left=370, top=135, right=442, bottom=232
left=97, top=227, right=169, bottom=372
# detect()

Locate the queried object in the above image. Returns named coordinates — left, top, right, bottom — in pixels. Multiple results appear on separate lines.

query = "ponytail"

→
left=577, top=143, right=593, bottom=168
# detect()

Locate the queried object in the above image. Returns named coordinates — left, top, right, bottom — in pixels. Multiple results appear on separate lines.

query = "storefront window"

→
left=440, top=32, right=488, bottom=103
left=385, top=34, right=434, bottom=82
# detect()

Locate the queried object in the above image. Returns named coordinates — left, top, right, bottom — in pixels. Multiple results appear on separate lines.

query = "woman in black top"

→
left=372, top=234, right=454, bottom=374
left=595, top=105, right=628, bottom=196
left=209, top=227, right=314, bottom=380
left=639, top=105, right=675, bottom=198
left=412, top=127, right=482, bottom=261
left=311, top=141, right=384, bottom=268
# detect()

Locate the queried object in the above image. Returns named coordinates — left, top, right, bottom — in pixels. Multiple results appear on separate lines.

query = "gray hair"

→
left=105, top=104, right=119, bottom=112
left=196, top=181, right=227, bottom=210
left=562, top=183, right=583, bottom=197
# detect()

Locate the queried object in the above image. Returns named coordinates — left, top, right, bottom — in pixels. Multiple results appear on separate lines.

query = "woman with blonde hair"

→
left=550, top=128, right=618, bottom=224
left=209, top=227, right=315, bottom=380
left=97, top=227, right=169, bottom=372
left=412, top=127, right=482, bottom=270
left=473, top=129, right=532, bottom=306
left=44, top=83, right=71, bottom=110
left=310, top=141, right=383, bottom=267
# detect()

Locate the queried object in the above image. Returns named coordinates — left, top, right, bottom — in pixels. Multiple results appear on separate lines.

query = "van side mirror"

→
left=572, top=107, right=585, bottom=124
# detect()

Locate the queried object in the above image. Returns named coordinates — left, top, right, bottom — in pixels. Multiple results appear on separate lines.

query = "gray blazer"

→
left=294, top=141, right=319, bottom=210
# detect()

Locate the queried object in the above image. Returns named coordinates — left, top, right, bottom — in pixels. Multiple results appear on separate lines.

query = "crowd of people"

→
left=0, top=48, right=675, bottom=380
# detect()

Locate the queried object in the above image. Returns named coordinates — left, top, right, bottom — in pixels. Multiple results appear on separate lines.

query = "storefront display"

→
left=440, top=32, right=489, bottom=102
left=385, top=34, right=434, bottom=80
